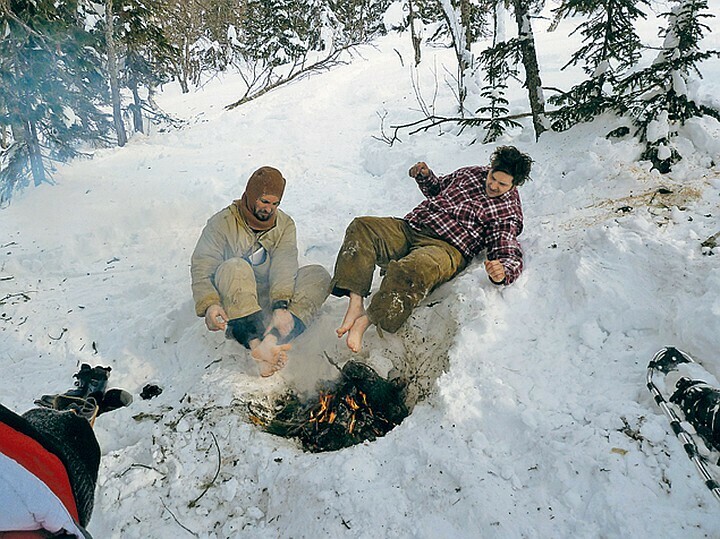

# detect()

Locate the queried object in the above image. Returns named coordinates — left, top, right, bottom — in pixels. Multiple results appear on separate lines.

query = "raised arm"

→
left=408, top=161, right=456, bottom=197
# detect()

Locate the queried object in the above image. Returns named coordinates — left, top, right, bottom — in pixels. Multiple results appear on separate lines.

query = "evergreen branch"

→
left=0, top=0, right=49, bottom=44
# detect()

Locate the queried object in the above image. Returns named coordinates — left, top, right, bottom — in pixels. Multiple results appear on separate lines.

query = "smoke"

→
left=280, top=309, right=346, bottom=397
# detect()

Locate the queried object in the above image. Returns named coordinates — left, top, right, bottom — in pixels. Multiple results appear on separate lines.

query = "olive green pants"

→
left=214, top=258, right=330, bottom=326
left=331, top=217, right=466, bottom=333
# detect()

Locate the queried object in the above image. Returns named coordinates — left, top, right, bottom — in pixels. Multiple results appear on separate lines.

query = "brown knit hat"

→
left=244, top=166, right=286, bottom=203
left=237, top=166, right=286, bottom=231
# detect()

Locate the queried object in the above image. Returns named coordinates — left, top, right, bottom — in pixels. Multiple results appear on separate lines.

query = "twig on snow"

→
left=188, top=431, right=221, bottom=508
left=160, top=498, right=198, bottom=537
left=0, top=291, right=33, bottom=305
left=119, top=463, right=166, bottom=479
left=48, top=328, right=67, bottom=341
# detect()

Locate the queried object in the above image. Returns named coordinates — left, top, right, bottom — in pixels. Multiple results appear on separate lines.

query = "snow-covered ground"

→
left=2, top=4, right=720, bottom=538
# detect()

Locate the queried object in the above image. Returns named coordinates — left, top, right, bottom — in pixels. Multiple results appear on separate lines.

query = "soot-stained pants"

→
left=330, top=217, right=466, bottom=333
left=214, top=259, right=330, bottom=328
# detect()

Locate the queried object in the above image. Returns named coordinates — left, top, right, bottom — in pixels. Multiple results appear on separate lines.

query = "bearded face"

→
left=253, top=194, right=280, bottom=221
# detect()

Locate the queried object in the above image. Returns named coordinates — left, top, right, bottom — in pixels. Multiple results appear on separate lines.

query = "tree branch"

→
left=376, top=112, right=534, bottom=146
left=225, top=44, right=358, bottom=110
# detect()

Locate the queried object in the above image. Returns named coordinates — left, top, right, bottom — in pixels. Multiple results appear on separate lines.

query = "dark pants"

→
left=331, top=217, right=466, bottom=332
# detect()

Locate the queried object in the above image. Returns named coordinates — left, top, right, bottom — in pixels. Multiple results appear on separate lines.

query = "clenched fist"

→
left=484, top=260, right=506, bottom=284
left=409, top=162, right=431, bottom=180
left=205, top=304, right=228, bottom=331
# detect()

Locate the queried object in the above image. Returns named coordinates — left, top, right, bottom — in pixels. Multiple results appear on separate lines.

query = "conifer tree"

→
left=112, top=0, right=176, bottom=133
left=161, top=0, right=239, bottom=93
left=328, top=0, right=392, bottom=43
left=221, top=0, right=351, bottom=107
left=0, top=0, right=111, bottom=202
left=614, top=0, right=720, bottom=171
left=477, top=38, right=522, bottom=142
left=549, top=0, right=648, bottom=131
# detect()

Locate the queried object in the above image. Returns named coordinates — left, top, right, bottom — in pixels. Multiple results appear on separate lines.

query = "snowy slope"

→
left=1, top=5, right=720, bottom=538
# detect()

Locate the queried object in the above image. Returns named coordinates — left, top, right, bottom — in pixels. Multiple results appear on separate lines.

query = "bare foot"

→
left=337, top=293, right=365, bottom=338
left=346, top=314, right=371, bottom=353
left=250, top=336, right=292, bottom=377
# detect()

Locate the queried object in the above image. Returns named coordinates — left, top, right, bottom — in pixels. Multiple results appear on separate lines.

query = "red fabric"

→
left=0, top=421, right=79, bottom=523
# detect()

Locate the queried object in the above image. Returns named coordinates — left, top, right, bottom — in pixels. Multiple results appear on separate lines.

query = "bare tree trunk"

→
left=0, top=124, right=9, bottom=150
left=176, top=38, right=191, bottom=94
left=105, top=0, right=127, bottom=147
left=439, top=0, right=473, bottom=116
left=12, top=61, right=47, bottom=185
left=23, top=118, right=46, bottom=186
left=512, top=0, right=547, bottom=140
left=408, top=0, right=421, bottom=66
left=129, top=78, right=144, bottom=133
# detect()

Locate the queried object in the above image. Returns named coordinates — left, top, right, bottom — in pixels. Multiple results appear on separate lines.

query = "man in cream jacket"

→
left=191, top=166, right=330, bottom=376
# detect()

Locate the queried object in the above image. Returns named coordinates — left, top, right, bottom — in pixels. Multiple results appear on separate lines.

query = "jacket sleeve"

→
left=485, top=216, right=524, bottom=285
left=267, top=218, right=299, bottom=304
left=190, top=215, right=227, bottom=317
left=414, top=169, right=457, bottom=198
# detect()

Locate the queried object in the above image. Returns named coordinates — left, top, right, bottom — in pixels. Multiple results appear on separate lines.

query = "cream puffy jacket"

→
left=191, top=202, right=298, bottom=317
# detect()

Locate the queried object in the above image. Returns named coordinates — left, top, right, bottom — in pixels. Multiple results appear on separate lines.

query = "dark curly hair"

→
left=490, top=146, right=533, bottom=186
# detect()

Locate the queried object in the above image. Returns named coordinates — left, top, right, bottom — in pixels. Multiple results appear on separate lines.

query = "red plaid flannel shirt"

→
left=404, top=165, right=524, bottom=284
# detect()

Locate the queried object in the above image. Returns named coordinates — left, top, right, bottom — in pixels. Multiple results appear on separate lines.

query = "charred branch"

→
left=266, top=361, right=408, bottom=453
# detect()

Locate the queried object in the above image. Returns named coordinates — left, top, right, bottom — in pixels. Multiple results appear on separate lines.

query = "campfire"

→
left=261, top=361, right=408, bottom=452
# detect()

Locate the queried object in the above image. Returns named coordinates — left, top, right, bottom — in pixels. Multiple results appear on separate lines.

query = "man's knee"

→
left=346, top=216, right=373, bottom=233
left=293, top=264, right=331, bottom=324
left=216, top=257, right=254, bottom=280
left=392, top=248, right=457, bottom=288
left=298, top=264, right=331, bottom=289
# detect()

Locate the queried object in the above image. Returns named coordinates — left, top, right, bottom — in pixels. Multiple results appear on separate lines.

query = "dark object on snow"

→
left=35, top=364, right=133, bottom=420
left=66, top=364, right=112, bottom=401
left=265, top=361, right=408, bottom=453
left=647, top=346, right=720, bottom=503
left=99, top=388, right=133, bottom=414
left=140, top=384, right=163, bottom=400
left=670, top=378, right=720, bottom=453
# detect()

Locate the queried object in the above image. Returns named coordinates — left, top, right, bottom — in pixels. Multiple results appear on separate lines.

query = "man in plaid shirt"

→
left=330, top=145, right=533, bottom=353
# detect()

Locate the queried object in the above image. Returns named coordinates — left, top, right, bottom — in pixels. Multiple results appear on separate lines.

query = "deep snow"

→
left=1, top=4, right=720, bottom=538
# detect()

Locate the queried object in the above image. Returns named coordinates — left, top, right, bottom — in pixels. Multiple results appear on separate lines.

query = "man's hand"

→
left=409, top=162, right=431, bottom=180
left=267, top=308, right=295, bottom=338
left=205, top=304, right=228, bottom=331
left=484, top=260, right=506, bottom=284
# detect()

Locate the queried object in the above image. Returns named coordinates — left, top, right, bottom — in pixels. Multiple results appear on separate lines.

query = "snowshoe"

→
left=647, top=346, right=720, bottom=502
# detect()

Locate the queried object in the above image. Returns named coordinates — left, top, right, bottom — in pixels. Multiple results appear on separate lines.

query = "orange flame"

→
left=307, top=389, right=377, bottom=435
